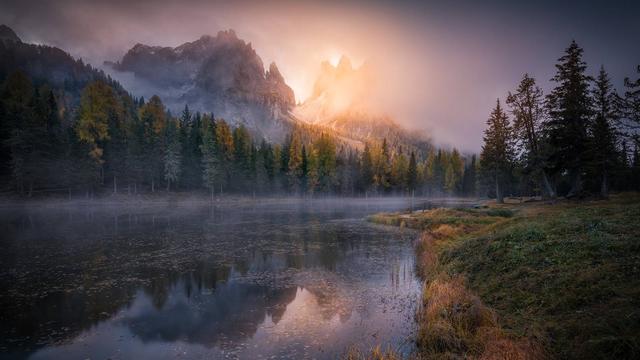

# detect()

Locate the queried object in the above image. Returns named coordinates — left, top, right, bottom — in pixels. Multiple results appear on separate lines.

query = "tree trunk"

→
left=567, top=171, right=582, bottom=198
left=495, top=176, right=504, bottom=204
left=600, top=172, right=609, bottom=199
left=167, top=179, right=170, bottom=192
left=151, top=178, right=155, bottom=193
left=113, top=175, right=117, bottom=195
left=541, top=171, right=556, bottom=199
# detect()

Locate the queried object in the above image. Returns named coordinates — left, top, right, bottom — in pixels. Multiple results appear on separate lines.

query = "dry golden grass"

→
left=432, top=224, right=460, bottom=238
left=343, top=345, right=403, bottom=360
left=415, top=233, right=439, bottom=277
left=370, top=205, right=547, bottom=359
left=418, top=276, right=495, bottom=354
left=418, top=275, right=545, bottom=359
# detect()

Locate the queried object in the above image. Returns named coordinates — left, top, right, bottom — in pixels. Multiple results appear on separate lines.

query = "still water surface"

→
left=1, top=199, right=428, bottom=359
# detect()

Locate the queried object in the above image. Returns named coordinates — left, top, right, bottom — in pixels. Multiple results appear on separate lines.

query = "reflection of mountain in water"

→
left=0, top=200, right=422, bottom=357
left=126, top=278, right=298, bottom=347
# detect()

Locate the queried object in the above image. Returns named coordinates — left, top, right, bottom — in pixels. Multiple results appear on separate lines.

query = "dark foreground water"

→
left=0, top=198, right=429, bottom=359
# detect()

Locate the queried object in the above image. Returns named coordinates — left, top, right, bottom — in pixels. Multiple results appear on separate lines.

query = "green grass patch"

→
left=372, top=194, right=640, bottom=359
left=439, top=194, right=640, bottom=359
left=486, top=208, right=515, bottom=218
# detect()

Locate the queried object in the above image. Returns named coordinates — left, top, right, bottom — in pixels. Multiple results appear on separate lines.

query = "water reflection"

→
left=1, top=199, right=425, bottom=359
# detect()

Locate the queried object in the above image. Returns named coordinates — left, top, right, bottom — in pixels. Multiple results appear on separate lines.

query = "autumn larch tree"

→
left=77, top=80, right=122, bottom=191
left=214, top=119, right=234, bottom=194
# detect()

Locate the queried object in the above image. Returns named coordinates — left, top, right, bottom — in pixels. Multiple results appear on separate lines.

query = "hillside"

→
left=0, top=25, right=127, bottom=109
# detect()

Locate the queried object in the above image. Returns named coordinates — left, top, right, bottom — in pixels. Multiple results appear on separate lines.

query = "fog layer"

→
left=1, top=0, right=639, bottom=151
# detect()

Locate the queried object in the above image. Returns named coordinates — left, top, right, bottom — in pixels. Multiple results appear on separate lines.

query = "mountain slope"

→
left=0, top=25, right=129, bottom=112
left=294, top=56, right=430, bottom=153
left=107, top=30, right=295, bottom=141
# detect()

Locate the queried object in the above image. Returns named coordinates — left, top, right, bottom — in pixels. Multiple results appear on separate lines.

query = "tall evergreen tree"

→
left=507, top=73, right=555, bottom=197
left=448, top=148, right=464, bottom=194
left=433, top=149, right=446, bottom=194
left=164, top=119, right=181, bottom=191
left=255, top=140, right=270, bottom=193
left=545, top=41, right=593, bottom=197
left=373, top=139, right=391, bottom=192
left=287, top=132, right=303, bottom=193
left=631, top=144, right=640, bottom=191
left=589, top=66, right=619, bottom=198
left=183, top=112, right=203, bottom=189
left=462, top=154, right=477, bottom=197
left=138, top=95, right=166, bottom=192
left=314, top=133, right=337, bottom=193
left=480, top=99, right=514, bottom=203
left=623, top=65, right=640, bottom=143
left=407, top=151, right=418, bottom=193
left=300, top=144, right=309, bottom=194
left=422, top=150, right=436, bottom=195
left=391, top=148, right=408, bottom=192
left=360, top=143, right=374, bottom=193
left=200, top=120, right=218, bottom=198
left=232, top=125, right=252, bottom=191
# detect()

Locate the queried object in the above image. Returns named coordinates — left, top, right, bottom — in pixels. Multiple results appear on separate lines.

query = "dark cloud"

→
left=1, top=0, right=638, bottom=151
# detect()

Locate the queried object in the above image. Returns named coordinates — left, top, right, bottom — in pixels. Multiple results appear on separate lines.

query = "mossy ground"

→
left=370, top=194, right=640, bottom=359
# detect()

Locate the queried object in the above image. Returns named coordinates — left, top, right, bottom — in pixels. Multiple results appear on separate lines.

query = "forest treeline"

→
left=0, top=70, right=473, bottom=197
left=0, top=40, right=638, bottom=199
left=480, top=41, right=639, bottom=201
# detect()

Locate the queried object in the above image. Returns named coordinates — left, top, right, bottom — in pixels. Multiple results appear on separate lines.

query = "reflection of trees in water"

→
left=0, top=277, right=139, bottom=355
left=0, top=202, right=412, bottom=355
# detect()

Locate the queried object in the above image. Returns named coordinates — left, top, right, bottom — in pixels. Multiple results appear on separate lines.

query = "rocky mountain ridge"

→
left=294, top=55, right=430, bottom=152
left=107, top=30, right=295, bottom=141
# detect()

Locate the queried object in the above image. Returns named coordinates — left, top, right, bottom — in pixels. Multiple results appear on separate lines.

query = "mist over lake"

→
left=0, top=198, right=445, bottom=359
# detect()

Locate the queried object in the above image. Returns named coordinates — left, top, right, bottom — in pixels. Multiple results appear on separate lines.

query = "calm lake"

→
left=0, top=198, right=432, bottom=359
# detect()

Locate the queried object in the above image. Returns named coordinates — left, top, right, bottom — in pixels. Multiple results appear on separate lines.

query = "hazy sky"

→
left=2, top=0, right=639, bottom=151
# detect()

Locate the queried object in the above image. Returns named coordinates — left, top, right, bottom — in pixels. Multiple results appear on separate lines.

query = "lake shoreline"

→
left=369, top=193, right=640, bottom=359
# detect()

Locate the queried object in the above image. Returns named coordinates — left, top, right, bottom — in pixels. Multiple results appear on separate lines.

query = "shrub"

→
left=487, top=209, right=515, bottom=218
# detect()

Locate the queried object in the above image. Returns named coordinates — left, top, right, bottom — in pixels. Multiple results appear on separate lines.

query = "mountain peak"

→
left=110, top=30, right=295, bottom=137
left=266, top=62, right=284, bottom=83
left=336, top=55, right=353, bottom=72
left=0, top=25, right=21, bottom=44
left=216, top=29, right=238, bottom=42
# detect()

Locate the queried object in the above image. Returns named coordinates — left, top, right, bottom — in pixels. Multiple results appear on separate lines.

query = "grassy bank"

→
left=369, top=194, right=640, bottom=359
